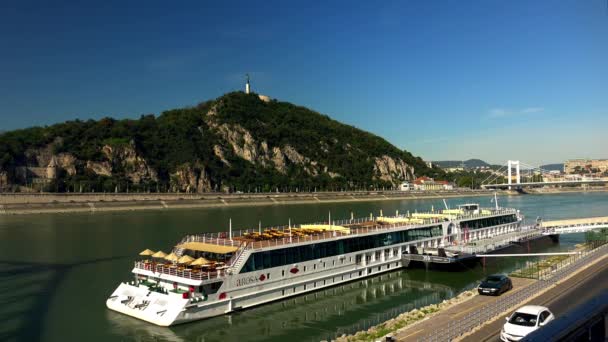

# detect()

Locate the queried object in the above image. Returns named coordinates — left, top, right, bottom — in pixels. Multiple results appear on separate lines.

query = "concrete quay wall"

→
left=0, top=190, right=495, bottom=215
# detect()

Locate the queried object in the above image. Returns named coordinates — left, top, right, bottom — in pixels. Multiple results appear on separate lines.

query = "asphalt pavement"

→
left=463, top=256, right=608, bottom=341
left=394, top=278, right=536, bottom=341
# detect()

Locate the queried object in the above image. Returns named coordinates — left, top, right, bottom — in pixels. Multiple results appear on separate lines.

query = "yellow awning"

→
left=442, top=209, right=463, bottom=215
left=377, top=217, right=424, bottom=224
left=164, top=252, right=179, bottom=261
left=139, top=249, right=155, bottom=256
left=411, top=213, right=456, bottom=219
left=176, top=242, right=239, bottom=254
left=177, top=255, right=195, bottom=264
left=299, top=224, right=351, bottom=233
left=151, top=250, right=167, bottom=258
left=190, top=257, right=212, bottom=266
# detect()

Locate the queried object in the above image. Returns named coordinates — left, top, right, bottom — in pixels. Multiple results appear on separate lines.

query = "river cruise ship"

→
left=106, top=204, right=522, bottom=326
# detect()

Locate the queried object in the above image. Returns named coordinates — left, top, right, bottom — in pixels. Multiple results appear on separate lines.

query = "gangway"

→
left=541, top=216, right=608, bottom=235
left=475, top=252, right=580, bottom=257
left=403, top=216, right=606, bottom=267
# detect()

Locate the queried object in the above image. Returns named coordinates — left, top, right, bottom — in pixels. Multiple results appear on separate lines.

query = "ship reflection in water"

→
left=107, top=269, right=457, bottom=342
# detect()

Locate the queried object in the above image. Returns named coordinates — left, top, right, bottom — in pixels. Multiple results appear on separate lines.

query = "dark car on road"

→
left=478, top=274, right=513, bottom=296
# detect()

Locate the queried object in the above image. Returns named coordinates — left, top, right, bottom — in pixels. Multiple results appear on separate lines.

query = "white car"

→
left=500, top=305, right=554, bottom=341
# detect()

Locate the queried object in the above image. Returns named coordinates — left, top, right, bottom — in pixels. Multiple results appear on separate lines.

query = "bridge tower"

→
left=507, top=160, right=521, bottom=190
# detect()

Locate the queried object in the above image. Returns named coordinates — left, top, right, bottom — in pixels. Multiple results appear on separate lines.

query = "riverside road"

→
left=464, top=254, right=608, bottom=341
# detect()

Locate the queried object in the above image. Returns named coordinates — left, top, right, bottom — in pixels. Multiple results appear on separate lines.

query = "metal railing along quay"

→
left=416, top=240, right=608, bottom=342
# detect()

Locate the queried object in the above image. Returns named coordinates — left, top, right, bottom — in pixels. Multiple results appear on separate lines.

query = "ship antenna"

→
left=229, top=218, right=233, bottom=241
left=494, top=192, right=499, bottom=210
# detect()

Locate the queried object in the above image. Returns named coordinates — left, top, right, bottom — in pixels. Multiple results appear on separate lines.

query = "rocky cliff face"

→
left=210, top=123, right=325, bottom=177
left=0, top=170, right=8, bottom=188
left=19, top=139, right=78, bottom=181
left=86, top=160, right=112, bottom=177
left=203, top=102, right=414, bottom=185
left=205, top=105, right=349, bottom=180
left=170, top=163, right=212, bottom=193
left=96, top=142, right=158, bottom=183
left=373, top=155, right=415, bottom=183
left=54, top=153, right=77, bottom=176
left=13, top=140, right=159, bottom=186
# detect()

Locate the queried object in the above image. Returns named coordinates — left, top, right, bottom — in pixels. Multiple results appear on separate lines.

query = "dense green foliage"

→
left=445, top=170, right=506, bottom=189
left=540, top=163, right=564, bottom=172
left=0, top=92, right=445, bottom=192
left=433, top=159, right=490, bottom=168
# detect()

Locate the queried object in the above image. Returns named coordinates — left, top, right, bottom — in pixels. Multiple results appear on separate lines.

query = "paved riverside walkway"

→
left=391, top=244, right=608, bottom=341
left=393, top=277, right=536, bottom=341
left=462, top=251, right=608, bottom=341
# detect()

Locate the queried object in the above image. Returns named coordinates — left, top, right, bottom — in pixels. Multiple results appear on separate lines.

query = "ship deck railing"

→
left=174, top=208, right=517, bottom=254
left=134, top=261, right=225, bottom=281
left=180, top=207, right=517, bottom=247
left=445, top=226, right=541, bottom=255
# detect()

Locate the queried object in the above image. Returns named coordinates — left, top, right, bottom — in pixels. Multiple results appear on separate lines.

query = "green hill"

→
left=540, top=163, right=564, bottom=172
left=433, top=159, right=490, bottom=169
left=0, top=92, right=444, bottom=193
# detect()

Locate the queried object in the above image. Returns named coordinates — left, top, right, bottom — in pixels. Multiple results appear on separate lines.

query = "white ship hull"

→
left=106, top=206, right=523, bottom=326
left=106, top=257, right=407, bottom=326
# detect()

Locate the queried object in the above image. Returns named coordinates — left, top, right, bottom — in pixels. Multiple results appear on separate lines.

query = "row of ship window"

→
left=460, top=214, right=517, bottom=230
left=240, top=214, right=517, bottom=273
left=279, top=262, right=401, bottom=296
left=239, top=225, right=429, bottom=273
left=245, top=247, right=400, bottom=278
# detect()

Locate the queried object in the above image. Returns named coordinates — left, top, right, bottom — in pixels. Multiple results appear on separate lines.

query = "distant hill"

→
left=0, top=92, right=444, bottom=192
left=540, top=163, right=564, bottom=172
left=433, top=159, right=490, bottom=169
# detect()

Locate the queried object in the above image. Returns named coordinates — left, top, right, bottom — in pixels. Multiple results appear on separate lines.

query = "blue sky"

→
left=1, top=1, right=607, bottom=165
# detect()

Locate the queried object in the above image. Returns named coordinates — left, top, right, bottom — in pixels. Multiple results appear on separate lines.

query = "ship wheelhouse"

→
left=459, top=213, right=518, bottom=230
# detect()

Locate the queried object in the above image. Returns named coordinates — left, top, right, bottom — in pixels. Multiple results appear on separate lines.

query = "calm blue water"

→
left=0, top=192, right=606, bottom=342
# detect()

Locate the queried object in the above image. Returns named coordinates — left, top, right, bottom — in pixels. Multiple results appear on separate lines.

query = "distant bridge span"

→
left=482, top=179, right=608, bottom=189
left=480, top=159, right=608, bottom=189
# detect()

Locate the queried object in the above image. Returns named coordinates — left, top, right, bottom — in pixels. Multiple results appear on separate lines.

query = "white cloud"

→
left=488, top=108, right=507, bottom=118
left=487, top=107, right=545, bottom=118
left=521, top=107, right=545, bottom=114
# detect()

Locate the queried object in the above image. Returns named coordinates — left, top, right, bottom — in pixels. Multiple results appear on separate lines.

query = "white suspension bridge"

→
left=480, top=160, right=608, bottom=190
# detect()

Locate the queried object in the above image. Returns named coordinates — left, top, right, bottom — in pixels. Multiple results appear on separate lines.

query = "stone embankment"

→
left=334, top=290, right=479, bottom=342
left=0, top=190, right=496, bottom=215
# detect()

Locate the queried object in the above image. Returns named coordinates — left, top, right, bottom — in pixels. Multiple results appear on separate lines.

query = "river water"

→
left=1, top=192, right=606, bottom=342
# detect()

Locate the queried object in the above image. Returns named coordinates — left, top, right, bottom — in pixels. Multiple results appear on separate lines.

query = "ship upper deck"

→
left=132, top=207, right=517, bottom=282
left=176, top=207, right=517, bottom=255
